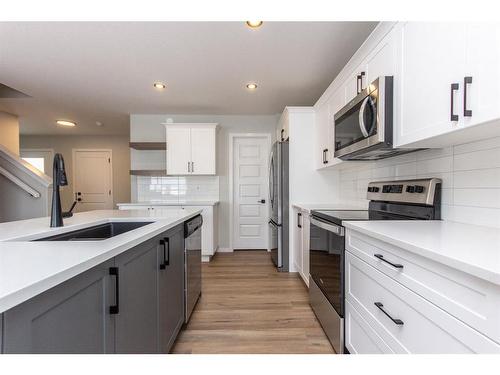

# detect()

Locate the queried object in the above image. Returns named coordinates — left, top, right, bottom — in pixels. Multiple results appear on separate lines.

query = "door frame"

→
left=228, top=133, right=272, bottom=252
left=72, top=149, right=113, bottom=209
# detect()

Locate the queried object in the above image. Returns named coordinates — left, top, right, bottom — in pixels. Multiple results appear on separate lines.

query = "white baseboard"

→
left=217, top=247, right=233, bottom=253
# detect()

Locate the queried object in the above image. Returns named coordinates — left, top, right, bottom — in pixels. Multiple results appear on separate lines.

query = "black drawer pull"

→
left=464, top=76, right=472, bottom=117
left=374, top=254, right=403, bottom=269
left=374, top=302, right=404, bottom=325
left=297, top=212, right=302, bottom=228
left=450, top=83, right=459, bottom=121
left=109, top=267, right=119, bottom=315
left=159, top=238, right=170, bottom=269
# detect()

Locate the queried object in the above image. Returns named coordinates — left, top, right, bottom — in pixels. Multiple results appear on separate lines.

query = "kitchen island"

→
left=0, top=208, right=201, bottom=353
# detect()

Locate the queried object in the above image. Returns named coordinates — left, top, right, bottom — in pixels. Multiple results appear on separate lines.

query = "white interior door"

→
left=73, top=150, right=113, bottom=212
left=232, top=136, right=270, bottom=249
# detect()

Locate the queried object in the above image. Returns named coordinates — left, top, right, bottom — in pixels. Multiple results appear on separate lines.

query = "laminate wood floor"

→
left=171, top=250, right=335, bottom=354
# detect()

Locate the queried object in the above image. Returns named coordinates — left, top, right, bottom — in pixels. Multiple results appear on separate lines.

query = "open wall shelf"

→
left=129, top=170, right=167, bottom=176
left=129, top=142, right=166, bottom=150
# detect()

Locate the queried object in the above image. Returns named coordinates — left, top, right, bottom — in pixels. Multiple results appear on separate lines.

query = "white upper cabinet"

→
left=190, top=127, right=216, bottom=175
left=166, top=127, right=191, bottom=175
left=314, top=100, right=331, bottom=169
left=463, top=23, right=500, bottom=128
left=166, top=124, right=217, bottom=175
left=395, top=22, right=467, bottom=147
left=365, top=28, right=397, bottom=84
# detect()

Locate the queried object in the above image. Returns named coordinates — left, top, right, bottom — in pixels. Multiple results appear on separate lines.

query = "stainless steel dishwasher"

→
left=184, top=214, right=203, bottom=322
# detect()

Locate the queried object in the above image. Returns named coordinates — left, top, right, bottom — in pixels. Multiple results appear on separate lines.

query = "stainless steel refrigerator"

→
left=268, top=141, right=289, bottom=271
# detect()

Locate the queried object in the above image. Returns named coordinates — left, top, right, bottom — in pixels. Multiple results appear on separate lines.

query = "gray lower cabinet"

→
left=2, top=259, right=115, bottom=354
left=158, top=224, right=185, bottom=353
left=114, top=236, right=160, bottom=354
left=1, top=223, right=187, bottom=354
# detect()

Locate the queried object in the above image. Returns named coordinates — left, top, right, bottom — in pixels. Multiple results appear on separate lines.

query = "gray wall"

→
left=20, top=135, right=131, bottom=210
left=130, top=114, right=279, bottom=249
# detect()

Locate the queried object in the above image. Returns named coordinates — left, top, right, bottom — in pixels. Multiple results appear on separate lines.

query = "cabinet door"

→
left=158, top=224, right=185, bottom=353
left=365, top=28, right=397, bottom=85
left=315, top=101, right=330, bottom=169
left=463, top=23, right=500, bottom=128
left=166, top=127, right=191, bottom=175
left=293, top=208, right=303, bottom=273
left=396, top=22, right=467, bottom=147
left=3, top=260, right=115, bottom=354
left=301, top=212, right=310, bottom=286
left=344, top=69, right=363, bottom=103
left=114, top=237, right=159, bottom=353
left=190, top=127, right=216, bottom=175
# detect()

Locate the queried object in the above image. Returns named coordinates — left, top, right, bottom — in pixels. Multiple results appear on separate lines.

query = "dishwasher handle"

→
left=185, top=214, right=203, bottom=238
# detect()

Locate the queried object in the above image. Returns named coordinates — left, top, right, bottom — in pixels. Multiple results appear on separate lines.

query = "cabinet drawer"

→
left=345, top=251, right=500, bottom=353
left=345, top=299, right=394, bottom=354
left=346, top=229, right=500, bottom=344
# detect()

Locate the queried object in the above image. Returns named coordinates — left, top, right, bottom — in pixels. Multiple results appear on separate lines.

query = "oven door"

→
left=309, top=216, right=345, bottom=317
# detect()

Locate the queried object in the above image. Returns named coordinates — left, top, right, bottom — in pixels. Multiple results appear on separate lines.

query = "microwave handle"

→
left=358, top=96, right=371, bottom=138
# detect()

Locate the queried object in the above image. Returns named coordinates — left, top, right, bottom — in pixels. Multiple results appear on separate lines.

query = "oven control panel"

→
left=366, top=178, right=441, bottom=205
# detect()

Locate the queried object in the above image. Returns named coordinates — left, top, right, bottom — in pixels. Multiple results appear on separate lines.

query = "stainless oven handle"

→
left=310, top=216, right=344, bottom=237
left=358, top=96, right=371, bottom=138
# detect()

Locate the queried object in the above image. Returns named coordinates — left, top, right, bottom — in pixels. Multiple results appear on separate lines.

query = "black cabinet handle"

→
left=464, top=76, right=472, bottom=117
left=356, top=72, right=366, bottom=94
left=450, top=83, right=459, bottom=121
left=297, top=212, right=302, bottom=228
left=109, top=267, right=119, bottom=315
left=159, top=238, right=170, bottom=269
left=374, top=254, right=403, bottom=269
left=280, top=129, right=285, bottom=141
left=374, top=302, right=404, bottom=325
left=323, top=149, right=329, bottom=164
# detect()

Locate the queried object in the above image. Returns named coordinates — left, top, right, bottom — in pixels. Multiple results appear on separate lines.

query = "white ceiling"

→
left=0, top=22, right=377, bottom=135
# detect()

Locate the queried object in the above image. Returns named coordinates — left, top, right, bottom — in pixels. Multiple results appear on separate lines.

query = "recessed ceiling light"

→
left=246, top=21, right=263, bottom=28
left=153, top=82, right=166, bottom=89
left=96, top=121, right=103, bottom=127
left=56, top=120, right=76, bottom=127
left=246, top=83, right=258, bottom=90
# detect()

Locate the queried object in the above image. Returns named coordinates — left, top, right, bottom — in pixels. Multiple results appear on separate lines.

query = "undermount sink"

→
left=33, top=221, right=154, bottom=241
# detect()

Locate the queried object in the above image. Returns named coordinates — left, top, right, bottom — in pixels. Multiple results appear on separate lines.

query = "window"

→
left=22, top=157, right=45, bottom=173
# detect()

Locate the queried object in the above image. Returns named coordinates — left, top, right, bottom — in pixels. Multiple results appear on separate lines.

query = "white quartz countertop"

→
left=0, top=209, right=201, bottom=313
left=292, top=202, right=368, bottom=213
left=117, top=201, right=219, bottom=207
left=344, top=220, right=500, bottom=285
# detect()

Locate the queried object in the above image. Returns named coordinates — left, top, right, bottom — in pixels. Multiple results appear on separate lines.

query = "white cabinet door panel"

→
left=166, top=127, right=191, bottom=175
left=463, top=23, right=500, bottom=128
left=396, top=22, right=467, bottom=147
left=190, top=127, right=216, bottom=175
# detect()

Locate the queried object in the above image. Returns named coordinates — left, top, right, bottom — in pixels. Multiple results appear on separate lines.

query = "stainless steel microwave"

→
left=334, top=76, right=418, bottom=160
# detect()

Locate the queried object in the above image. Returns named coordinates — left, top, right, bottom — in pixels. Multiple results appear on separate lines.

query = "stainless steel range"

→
left=308, top=178, right=442, bottom=353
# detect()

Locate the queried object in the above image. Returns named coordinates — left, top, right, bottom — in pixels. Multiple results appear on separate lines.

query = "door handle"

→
left=258, top=199, right=266, bottom=204
left=374, top=254, right=404, bottom=269
left=464, top=76, right=472, bottom=117
left=450, top=83, right=459, bottom=121
left=159, top=238, right=170, bottom=269
left=374, top=302, right=404, bottom=325
left=109, top=267, right=119, bottom=315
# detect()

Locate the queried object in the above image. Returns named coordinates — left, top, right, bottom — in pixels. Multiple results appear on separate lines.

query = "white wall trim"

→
left=72, top=149, right=114, bottom=209
left=217, top=247, right=234, bottom=253
left=228, top=133, right=272, bottom=252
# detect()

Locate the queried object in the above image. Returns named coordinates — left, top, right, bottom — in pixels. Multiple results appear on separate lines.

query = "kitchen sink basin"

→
left=33, top=221, right=154, bottom=241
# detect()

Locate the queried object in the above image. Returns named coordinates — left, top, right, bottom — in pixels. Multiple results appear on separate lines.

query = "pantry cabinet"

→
left=166, top=123, right=218, bottom=175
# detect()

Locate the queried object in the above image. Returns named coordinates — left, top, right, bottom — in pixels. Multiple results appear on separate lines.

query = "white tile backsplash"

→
left=338, top=136, right=500, bottom=228
left=135, top=175, right=219, bottom=202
